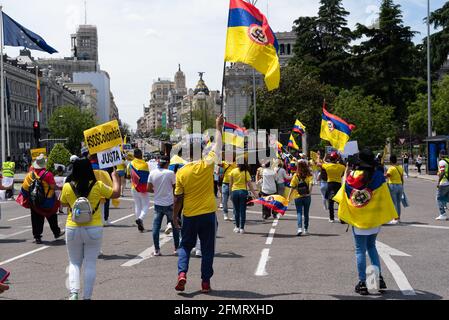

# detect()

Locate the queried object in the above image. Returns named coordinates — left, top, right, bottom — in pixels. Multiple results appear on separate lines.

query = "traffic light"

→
left=33, top=121, right=40, bottom=141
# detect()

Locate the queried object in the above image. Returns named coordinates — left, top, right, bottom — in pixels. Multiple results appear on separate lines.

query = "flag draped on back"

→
left=320, top=103, right=355, bottom=152
left=2, top=12, right=57, bottom=54
left=333, top=169, right=398, bottom=229
left=223, top=121, right=247, bottom=148
left=225, top=0, right=280, bottom=91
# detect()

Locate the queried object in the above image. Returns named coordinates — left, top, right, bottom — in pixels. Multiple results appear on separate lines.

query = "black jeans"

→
left=327, top=182, right=342, bottom=221
left=31, top=209, right=61, bottom=240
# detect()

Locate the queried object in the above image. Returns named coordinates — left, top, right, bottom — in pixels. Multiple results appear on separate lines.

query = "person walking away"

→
left=16, top=154, right=64, bottom=244
left=436, top=150, right=449, bottom=221
left=320, top=152, right=345, bottom=222
left=402, top=153, right=409, bottom=178
left=173, top=114, right=223, bottom=293
left=220, top=158, right=236, bottom=221
left=60, top=158, right=120, bottom=300
left=2, top=156, right=15, bottom=200
left=229, top=160, right=257, bottom=234
left=333, top=148, right=398, bottom=295
left=116, top=158, right=127, bottom=197
left=258, top=161, right=279, bottom=220
left=274, top=160, right=291, bottom=198
left=288, top=160, right=313, bottom=236
left=55, top=166, right=66, bottom=214
left=318, top=164, right=329, bottom=211
left=148, top=156, right=180, bottom=256
left=89, top=155, right=114, bottom=226
left=386, top=155, right=404, bottom=224
left=416, top=155, right=423, bottom=174
left=128, top=149, right=150, bottom=232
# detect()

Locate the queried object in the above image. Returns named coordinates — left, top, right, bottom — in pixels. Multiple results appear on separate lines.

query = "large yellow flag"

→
left=224, top=0, right=280, bottom=91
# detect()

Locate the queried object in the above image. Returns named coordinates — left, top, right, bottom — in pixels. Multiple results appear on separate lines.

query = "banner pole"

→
left=0, top=6, right=5, bottom=163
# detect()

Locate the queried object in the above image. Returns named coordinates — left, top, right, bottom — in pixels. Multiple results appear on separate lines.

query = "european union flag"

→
left=2, top=12, right=57, bottom=54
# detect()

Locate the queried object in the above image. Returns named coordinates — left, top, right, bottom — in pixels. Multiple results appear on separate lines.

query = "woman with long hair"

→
left=60, top=158, right=120, bottom=300
left=287, top=160, right=313, bottom=236
left=229, top=161, right=257, bottom=234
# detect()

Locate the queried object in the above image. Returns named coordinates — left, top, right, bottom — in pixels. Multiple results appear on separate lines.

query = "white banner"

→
left=98, top=146, right=123, bottom=169
left=54, top=177, right=66, bottom=189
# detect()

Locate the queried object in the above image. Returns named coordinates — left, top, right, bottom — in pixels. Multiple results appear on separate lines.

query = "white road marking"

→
left=121, top=233, right=173, bottom=267
left=409, top=224, right=449, bottom=230
left=8, top=214, right=29, bottom=221
left=110, top=214, right=135, bottom=224
left=376, top=241, right=416, bottom=296
left=0, top=246, right=50, bottom=266
left=0, top=228, right=32, bottom=240
left=255, top=248, right=270, bottom=276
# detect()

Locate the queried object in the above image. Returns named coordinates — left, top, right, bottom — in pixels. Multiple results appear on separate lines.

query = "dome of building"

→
left=194, top=72, right=210, bottom=96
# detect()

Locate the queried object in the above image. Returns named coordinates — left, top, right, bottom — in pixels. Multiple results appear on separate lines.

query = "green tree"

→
left=332, top=89, right=395, bottom=148
left=48, top=105, right=97, bottom=154
left=292, top=0, right=354, bottom=88
left=426, top=2, right=449, bottom=73
left=352, top=0, right=420, bottom=122
left=47, top=143, right=71, bottom=173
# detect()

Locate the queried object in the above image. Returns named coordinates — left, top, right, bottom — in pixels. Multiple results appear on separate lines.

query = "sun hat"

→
left=33, top=154, right=47, bottom=170
left=70, top=155, right=79, bottom=163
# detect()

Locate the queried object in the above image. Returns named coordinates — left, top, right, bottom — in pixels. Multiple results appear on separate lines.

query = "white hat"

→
left=33, top=154, right=47, bottom=170
left=70, top=155, right=79, bottom=163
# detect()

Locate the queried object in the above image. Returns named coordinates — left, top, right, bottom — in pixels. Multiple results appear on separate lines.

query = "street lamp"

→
left=427, top=0, right=432, bottom=138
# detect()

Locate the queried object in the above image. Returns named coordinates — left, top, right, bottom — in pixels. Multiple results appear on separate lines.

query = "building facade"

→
left=64, top=82, right=98, bottom=117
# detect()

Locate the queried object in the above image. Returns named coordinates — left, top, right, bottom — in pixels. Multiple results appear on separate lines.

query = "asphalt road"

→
left=0, top=177, right=448, bottom=300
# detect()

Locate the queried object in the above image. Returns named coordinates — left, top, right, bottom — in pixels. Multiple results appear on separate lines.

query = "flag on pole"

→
left=288, top=133, right=300, bottom=150
left=224, top=0, right=280, bottom=91
left=2, top=12, right=57, bottom=54
left=320, top=103, right=355, bottom=152
left=293, top=119, right=306, bottom=135
left=36, top=76, right=42, bottom=112
left=223, top=121, right=247, bottom=148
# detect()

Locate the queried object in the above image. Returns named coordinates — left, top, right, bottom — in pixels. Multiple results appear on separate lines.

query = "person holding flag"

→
left=128, top=149, right=150, bottom=232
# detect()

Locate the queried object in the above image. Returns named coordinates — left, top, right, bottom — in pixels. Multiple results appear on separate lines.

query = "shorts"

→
left=117, top=171, right=125, bottom=177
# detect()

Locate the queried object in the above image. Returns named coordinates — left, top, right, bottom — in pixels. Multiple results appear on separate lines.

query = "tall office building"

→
left=72, top=25, right=99, bottom=62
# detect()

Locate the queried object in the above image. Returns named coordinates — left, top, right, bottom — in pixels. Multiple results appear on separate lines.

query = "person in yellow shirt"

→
left=60, top=158, right=120, bottom=300
left=288, top=160, right=313, bottom=236
left=385, top=155, right=404, bottom=224
left=220, top=158, right=237, bottom=221
left=116, top=157, right=127, bottom=197
left=173, top=114, right=223, bottom=294
left=229, top=161, right=257, bottom=234
left=320, top=152, right=346, bottom=223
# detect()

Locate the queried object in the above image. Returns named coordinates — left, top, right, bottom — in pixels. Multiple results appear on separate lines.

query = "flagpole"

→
left=36, top=67, right=40, bottom=122
left=220, top=61, right=226, bottom=116
left=0, top=5, right=6, bottom=163
left=6, top=100, right=10, bottom=157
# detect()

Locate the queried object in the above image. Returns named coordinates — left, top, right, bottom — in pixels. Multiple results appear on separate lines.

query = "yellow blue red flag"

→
left=225, top=0, right=280, bottom=91
left=320, top=103, right=355, bottom=152
left=288, top=133, right=300, bottom=150
left=293, top=119, right=306, bottom=135
left=223, top=121, right=247, bottom=148
left=248, top=195, right=289, bottom=215
left=333, top=169, right=398, bottom=229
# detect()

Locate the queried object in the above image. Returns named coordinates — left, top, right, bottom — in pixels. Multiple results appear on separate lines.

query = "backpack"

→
left=69, top=181, right=100, bottom=224
left=296, top=176, right=310, bottom=196
left=29, top=171, right=50, bottom=207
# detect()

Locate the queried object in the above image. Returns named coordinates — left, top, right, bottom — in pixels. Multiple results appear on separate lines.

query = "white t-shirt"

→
left=261, top=168, right=278, bottom=195
left=275, top=167, right=289, bottom=184
left=148, top=160, right=158, bottom=172
left=353, top=226, right=380, bottom=236
left=148, top=168, right=176, bottom=206
left=439, top=159, right=449, bottom=186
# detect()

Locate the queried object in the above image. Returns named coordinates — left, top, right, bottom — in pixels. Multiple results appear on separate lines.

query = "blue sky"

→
left=2, top=0, right=446, bottom=129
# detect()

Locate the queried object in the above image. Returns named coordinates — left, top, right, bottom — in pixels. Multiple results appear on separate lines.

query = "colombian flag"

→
left=277, top=142, right=283, bottom=158
left=225, top=0, right=280, bottom=91
left=293, top=119, right=306, bottom=135
left=130, top=158, right=149, bottom=193
left=248, top=195, right=289, bottom=215
left=223, top=121, right=247, bottom=148
left=169, top=155, right=187, bottom=172
left=320, top=104, right=355, bottom=152
left=288, top=133, right=300, bottom=150
left=333, top=169, right=398, bottom=229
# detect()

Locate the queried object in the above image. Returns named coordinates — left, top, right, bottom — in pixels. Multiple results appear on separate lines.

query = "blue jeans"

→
left=437, top=184, right=449, bottom=215
left=178, top=213, right=216, bottom=282
left=153, top=205, right=180, bottom=251
left=352, top=229, right=381, bottom=282
left=320, top=181, right=328, bottom=208
left=222, top=184, right=230, bottom=214
left=388, top=184, right=403, bottom=218
left=231, top=190, right=248, bottom=229
left=403, top=163, right=409, bottom=177
left=294, top=196, right=311, bottom=230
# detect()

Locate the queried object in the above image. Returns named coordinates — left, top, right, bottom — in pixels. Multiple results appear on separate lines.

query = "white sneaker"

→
left=224, top=215, right=230, bottom=221
left=219, top=203, right=223, bottom=208
left=303, top=229, right=309, bottom=236
left=233, top=227, right=239, bottom=233
left=328, top=219, right=335, bottom=223
left=195, top=249, right=202, bottom=257
left=164, top=222, right=173, bottom=235
left=239, top=228, right=245, bottom=234
left=436, top=214, right=448, bottom=221
left=388, top=219, right=399, bottom=225
left=69, top=292, right=79, bottom=300
left=296, top=228, right=302, bottom=236
left=103, top=220, right=112, bottom=227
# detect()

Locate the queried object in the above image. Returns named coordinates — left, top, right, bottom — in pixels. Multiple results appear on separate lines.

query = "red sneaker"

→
left=201, top=281, right=211, bottom=293
left=175, top=272, right=187, bottom=292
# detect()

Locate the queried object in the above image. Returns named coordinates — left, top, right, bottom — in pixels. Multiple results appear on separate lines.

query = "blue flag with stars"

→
left=2, top=12, right=57, bottom=54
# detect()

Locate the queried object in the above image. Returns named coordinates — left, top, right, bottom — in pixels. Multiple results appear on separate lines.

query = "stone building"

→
left=64, top=82, right=98, bottom=117
left=148, top=78, right=176, bottom=132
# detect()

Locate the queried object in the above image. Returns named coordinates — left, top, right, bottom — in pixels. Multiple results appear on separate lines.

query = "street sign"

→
left=399, top=138, right=406, bottom=145
left=97, top=146, right=123, bottom=169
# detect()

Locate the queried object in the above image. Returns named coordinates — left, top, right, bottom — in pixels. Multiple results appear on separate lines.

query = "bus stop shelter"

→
left=424, top=135, right=449, bottom=175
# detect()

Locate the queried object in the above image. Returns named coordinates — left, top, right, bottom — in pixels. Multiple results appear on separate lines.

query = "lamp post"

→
left=427, top=0, right=432, bottom=138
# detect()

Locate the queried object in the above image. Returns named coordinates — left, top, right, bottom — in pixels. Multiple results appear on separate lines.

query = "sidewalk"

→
left=408, top=170, right=438, bottom=182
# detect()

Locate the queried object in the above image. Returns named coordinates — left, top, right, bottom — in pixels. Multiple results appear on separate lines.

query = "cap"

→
left=70, top=155, right=79, bottom=163
left=330, top=151, right=339, bottom=161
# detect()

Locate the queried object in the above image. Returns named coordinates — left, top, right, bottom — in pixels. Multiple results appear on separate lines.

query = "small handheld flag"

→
left=223, top=121, right=247, bottom=148
left=288, top=133, right=300, bottom=150
left=320, top=103, right=355, bottom=152
left=293, top=119, right=306, bottom=135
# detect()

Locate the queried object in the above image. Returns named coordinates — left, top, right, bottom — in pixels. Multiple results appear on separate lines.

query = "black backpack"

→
left=29, top=171, right=50, bottom=207
left=296, top=177, right=310, bottom=195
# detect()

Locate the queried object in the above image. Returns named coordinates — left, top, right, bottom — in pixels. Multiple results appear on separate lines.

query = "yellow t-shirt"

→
left=322, top=163, right=345, bottom=183
left=175, top=151, right=218, bottom=217
left=230, top=168, right=251, bottom=192
left=60, top=181, right=113, bottom=228
left=222, top=162, right=237, bottom=184
left=289, top=174, right=313, bottom=199
left=387, top=165, right=404, bottom=185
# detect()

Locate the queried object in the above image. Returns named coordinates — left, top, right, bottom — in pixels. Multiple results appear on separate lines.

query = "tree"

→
left=47, top=143, right=71, bottom=173
left=426, top=2, right=449, bottom=74
left=292, top=0, right=354, bottom=88
left=332, top=89, right=395, bottom=148
left=48, top=105, right=97, bottom=154
left=352, top=0, right=420, bottom=122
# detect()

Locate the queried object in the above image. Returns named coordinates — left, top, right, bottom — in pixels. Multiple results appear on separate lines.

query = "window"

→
left=287, top=44, right=291, bottom=55
left=280, top=44, right=285, bottom=55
